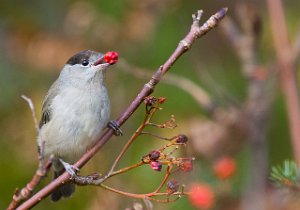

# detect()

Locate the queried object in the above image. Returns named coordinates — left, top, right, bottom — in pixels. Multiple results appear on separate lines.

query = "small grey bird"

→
left=38, top=50, right=120, bottom=201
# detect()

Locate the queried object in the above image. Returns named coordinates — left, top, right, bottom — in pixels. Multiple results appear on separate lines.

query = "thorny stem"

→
left=15, top=8, right=227, bottom=210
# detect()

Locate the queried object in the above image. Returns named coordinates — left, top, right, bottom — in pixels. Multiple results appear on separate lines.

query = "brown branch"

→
left=266, top=0, right=300, bottom=164
left=14, top=8, right=228, bottom=210
left=8, top=161, right=52, bottom=210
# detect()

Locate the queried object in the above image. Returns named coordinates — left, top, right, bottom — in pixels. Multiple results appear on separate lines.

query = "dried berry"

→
left=104, top=51, right=118, bottom=65
left=180, top=160, right=193, bottom=172
left=149, top=150, right=161, bottom=161
left=188, top=183, right=215, bottom=209
left=144, top=96, right=157, bottom=107
left=158, top=97, right=167, bottom=104
left=213, top=157, right=236, bottom=180
left=150, top=161, right=162, bottom=172
left=166, top=179, right=179, bottom=194
left=176, top=134, right=188, bottom=144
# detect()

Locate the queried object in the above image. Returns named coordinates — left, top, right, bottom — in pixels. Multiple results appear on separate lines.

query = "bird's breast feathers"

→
left=39, top=85, right=110, bottom=162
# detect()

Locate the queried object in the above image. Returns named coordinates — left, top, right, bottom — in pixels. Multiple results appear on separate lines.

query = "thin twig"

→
left=99, top=183, right=185, bottom=202
left=107, top=108, right=151, bottom=176
left=139, top=132, right=175, bottom=141
left=103, top=102, right=162, bottom=181
left=118, top=59, right=213, bottom=112
left=21, top=95, right=39, bottom=133
left=14, top=8, right=228, bottom=210
left=153, top=165, right=172, bottom=193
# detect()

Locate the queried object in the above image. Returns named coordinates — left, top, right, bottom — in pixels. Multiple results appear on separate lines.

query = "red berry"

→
left=188, top=183, right=215, bottom=209
left=104, top=51, right=118, bottom=65
left=213, top=157, right=236, bottom=180
left=150, top=161, right=162, bottom=172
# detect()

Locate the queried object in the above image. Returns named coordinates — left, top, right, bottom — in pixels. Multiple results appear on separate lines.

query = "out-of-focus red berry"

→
left=213, top=157, right=236, bottom=180
left=104, top=51, right=118, bottom=64
left=188, top=183, right=215, bottom=209
left=150, top=161, right=162, bottom=172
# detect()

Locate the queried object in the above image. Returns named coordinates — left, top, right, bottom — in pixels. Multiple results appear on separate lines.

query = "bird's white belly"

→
left=39, top=86, right=110, bottom=163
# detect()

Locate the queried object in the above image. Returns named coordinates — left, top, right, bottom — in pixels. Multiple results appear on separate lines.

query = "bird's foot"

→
left=59, top=159, right=79, bottom=178
left=108, top=120, right=123, bottom=136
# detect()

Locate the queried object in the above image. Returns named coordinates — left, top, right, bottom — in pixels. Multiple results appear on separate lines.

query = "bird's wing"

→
left=39, top=80, right=60, bottom=128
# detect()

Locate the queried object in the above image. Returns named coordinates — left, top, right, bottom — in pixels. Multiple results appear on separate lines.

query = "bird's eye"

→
left=81, top=59, right=89, bottom=66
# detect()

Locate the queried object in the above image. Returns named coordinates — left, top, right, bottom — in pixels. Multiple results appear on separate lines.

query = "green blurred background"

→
left=0, top=0, right=299, bottom=209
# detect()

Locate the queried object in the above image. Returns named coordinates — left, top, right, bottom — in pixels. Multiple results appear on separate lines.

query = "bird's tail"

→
left=51, top=169, right=75, bottom=202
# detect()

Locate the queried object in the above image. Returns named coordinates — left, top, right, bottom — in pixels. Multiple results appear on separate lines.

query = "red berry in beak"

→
left=104, top=51, right=118, bottom=65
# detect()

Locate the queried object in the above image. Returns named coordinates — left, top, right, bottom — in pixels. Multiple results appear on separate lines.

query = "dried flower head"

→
left=149, top=150, right=161, bottom=161
left=144, top=96, right=157, bottom=107
left=176, top=134, right=188, bottom=144
left=180, top=159, right=193, bottom=172
left=166, top=179, right=179, bottom=194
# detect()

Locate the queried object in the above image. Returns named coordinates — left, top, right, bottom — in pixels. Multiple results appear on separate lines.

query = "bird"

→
left=37, top=50, right=119, bottom=201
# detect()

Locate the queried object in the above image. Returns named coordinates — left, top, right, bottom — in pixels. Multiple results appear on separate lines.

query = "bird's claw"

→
left=108, top=120, right=123, bottom=136
left=59, top=159, right=79, bottom=178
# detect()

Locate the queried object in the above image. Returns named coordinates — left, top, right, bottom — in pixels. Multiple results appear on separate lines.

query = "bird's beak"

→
left=93, top=51, right=119, bottom=66
left=93, top=51, right=119, bottom=67
left=93, top=54, right=106, bottom=66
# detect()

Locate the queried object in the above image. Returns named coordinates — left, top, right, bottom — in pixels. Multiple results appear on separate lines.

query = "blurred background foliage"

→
left=0, top=0, right=300, bottom=209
